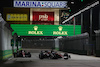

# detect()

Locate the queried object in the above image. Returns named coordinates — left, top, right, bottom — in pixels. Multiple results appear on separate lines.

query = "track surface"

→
left=1, top=49, right=100, bottom=67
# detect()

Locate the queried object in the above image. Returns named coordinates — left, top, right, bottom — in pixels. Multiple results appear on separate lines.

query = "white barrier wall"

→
left=0, top=16, right=21, bottom=60
left=55, top=38, right=59, bottom=50
left=3, top=26, right=12, bottom=50
left=0, top=22, right=13, bottom=60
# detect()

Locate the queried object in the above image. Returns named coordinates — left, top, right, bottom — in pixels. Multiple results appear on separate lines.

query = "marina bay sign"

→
left=14, top=1, right=67, bottom=8
left=11, top=24, right=81, bottom=36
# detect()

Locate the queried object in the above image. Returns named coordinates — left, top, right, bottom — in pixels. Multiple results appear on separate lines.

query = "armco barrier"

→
left=59, top=33, right=89, bottom=55
left=94, top=30, right=100, bottom=57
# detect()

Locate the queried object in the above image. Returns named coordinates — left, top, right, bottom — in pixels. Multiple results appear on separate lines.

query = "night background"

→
left=1, top=0, right=100, bottom=67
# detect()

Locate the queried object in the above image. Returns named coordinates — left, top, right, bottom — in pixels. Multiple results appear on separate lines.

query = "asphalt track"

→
left=1, top=49, right=100, bottom=67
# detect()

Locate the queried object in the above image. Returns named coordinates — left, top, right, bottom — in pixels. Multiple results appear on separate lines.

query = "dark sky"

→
left=0, top=0, right=97, bottom=14
left=67, top=0, right=98, bottom=14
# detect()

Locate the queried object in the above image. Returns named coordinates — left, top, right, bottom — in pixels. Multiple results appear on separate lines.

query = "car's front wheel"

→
left=39, top=53, right=44, bottom=59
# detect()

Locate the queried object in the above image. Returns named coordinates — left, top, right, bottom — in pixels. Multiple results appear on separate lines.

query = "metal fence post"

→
left=90, top=8, right=93, bottom=43
left=89, top=8, right=93, bottom=55
left=81, top=13, right=83, bottom=33
left=74, top=17, right=76, bottom=35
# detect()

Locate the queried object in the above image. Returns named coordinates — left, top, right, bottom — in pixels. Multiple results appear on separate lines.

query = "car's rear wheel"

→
left=39, top=53, right=44, bottom=59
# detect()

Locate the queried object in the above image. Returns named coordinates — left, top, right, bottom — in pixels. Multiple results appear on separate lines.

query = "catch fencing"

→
left=59, top=33, right=89, bottom=55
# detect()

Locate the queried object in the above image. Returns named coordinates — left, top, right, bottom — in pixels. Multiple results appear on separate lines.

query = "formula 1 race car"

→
left=39, top=50, right=71, bottom=60
left=13, top=50, right=31, bottom=58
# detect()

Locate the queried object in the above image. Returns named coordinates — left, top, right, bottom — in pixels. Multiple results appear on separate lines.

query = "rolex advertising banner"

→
left=6, top=14, right=28, bottom=21
left=11, top=24, right=81, bottom=36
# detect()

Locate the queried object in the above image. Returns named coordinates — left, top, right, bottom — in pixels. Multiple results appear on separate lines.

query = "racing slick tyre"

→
left=13, top=53, right=17, bottom=58
left=69, top=55, right=71, bottom=58
left=28, top=52, right=31, bottom=57
left=28, top=54, right=31, bottom=57
left=39, top=53, right=44, bottom=59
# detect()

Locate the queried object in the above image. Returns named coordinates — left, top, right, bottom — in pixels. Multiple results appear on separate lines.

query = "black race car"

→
left=13, top=50, right=31, bottom=58
left=39, top=50, right=71, bottom=60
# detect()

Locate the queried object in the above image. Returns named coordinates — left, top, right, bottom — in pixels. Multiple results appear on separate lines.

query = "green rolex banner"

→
left=11, top=39, right=14, bottom=46
left=11, top=24, right=81, bottom=36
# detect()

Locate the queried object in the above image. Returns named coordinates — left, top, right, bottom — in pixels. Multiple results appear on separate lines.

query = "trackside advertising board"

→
left=14, top=1, right=67, bottom=8
left=6, top=14, right=28, bottom=21
left=11, top=24, right=81, bottom=36
left=32, top=12, right=54, bottom=22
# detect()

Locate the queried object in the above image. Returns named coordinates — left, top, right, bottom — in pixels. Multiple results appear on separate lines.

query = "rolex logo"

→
left=33, top=26, right=38, bottom=31
left=53, top=26, right=68, bottom=35
left=58, top=26, right=63, bottom=31
left=28, top=26, right=43, bottom=35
